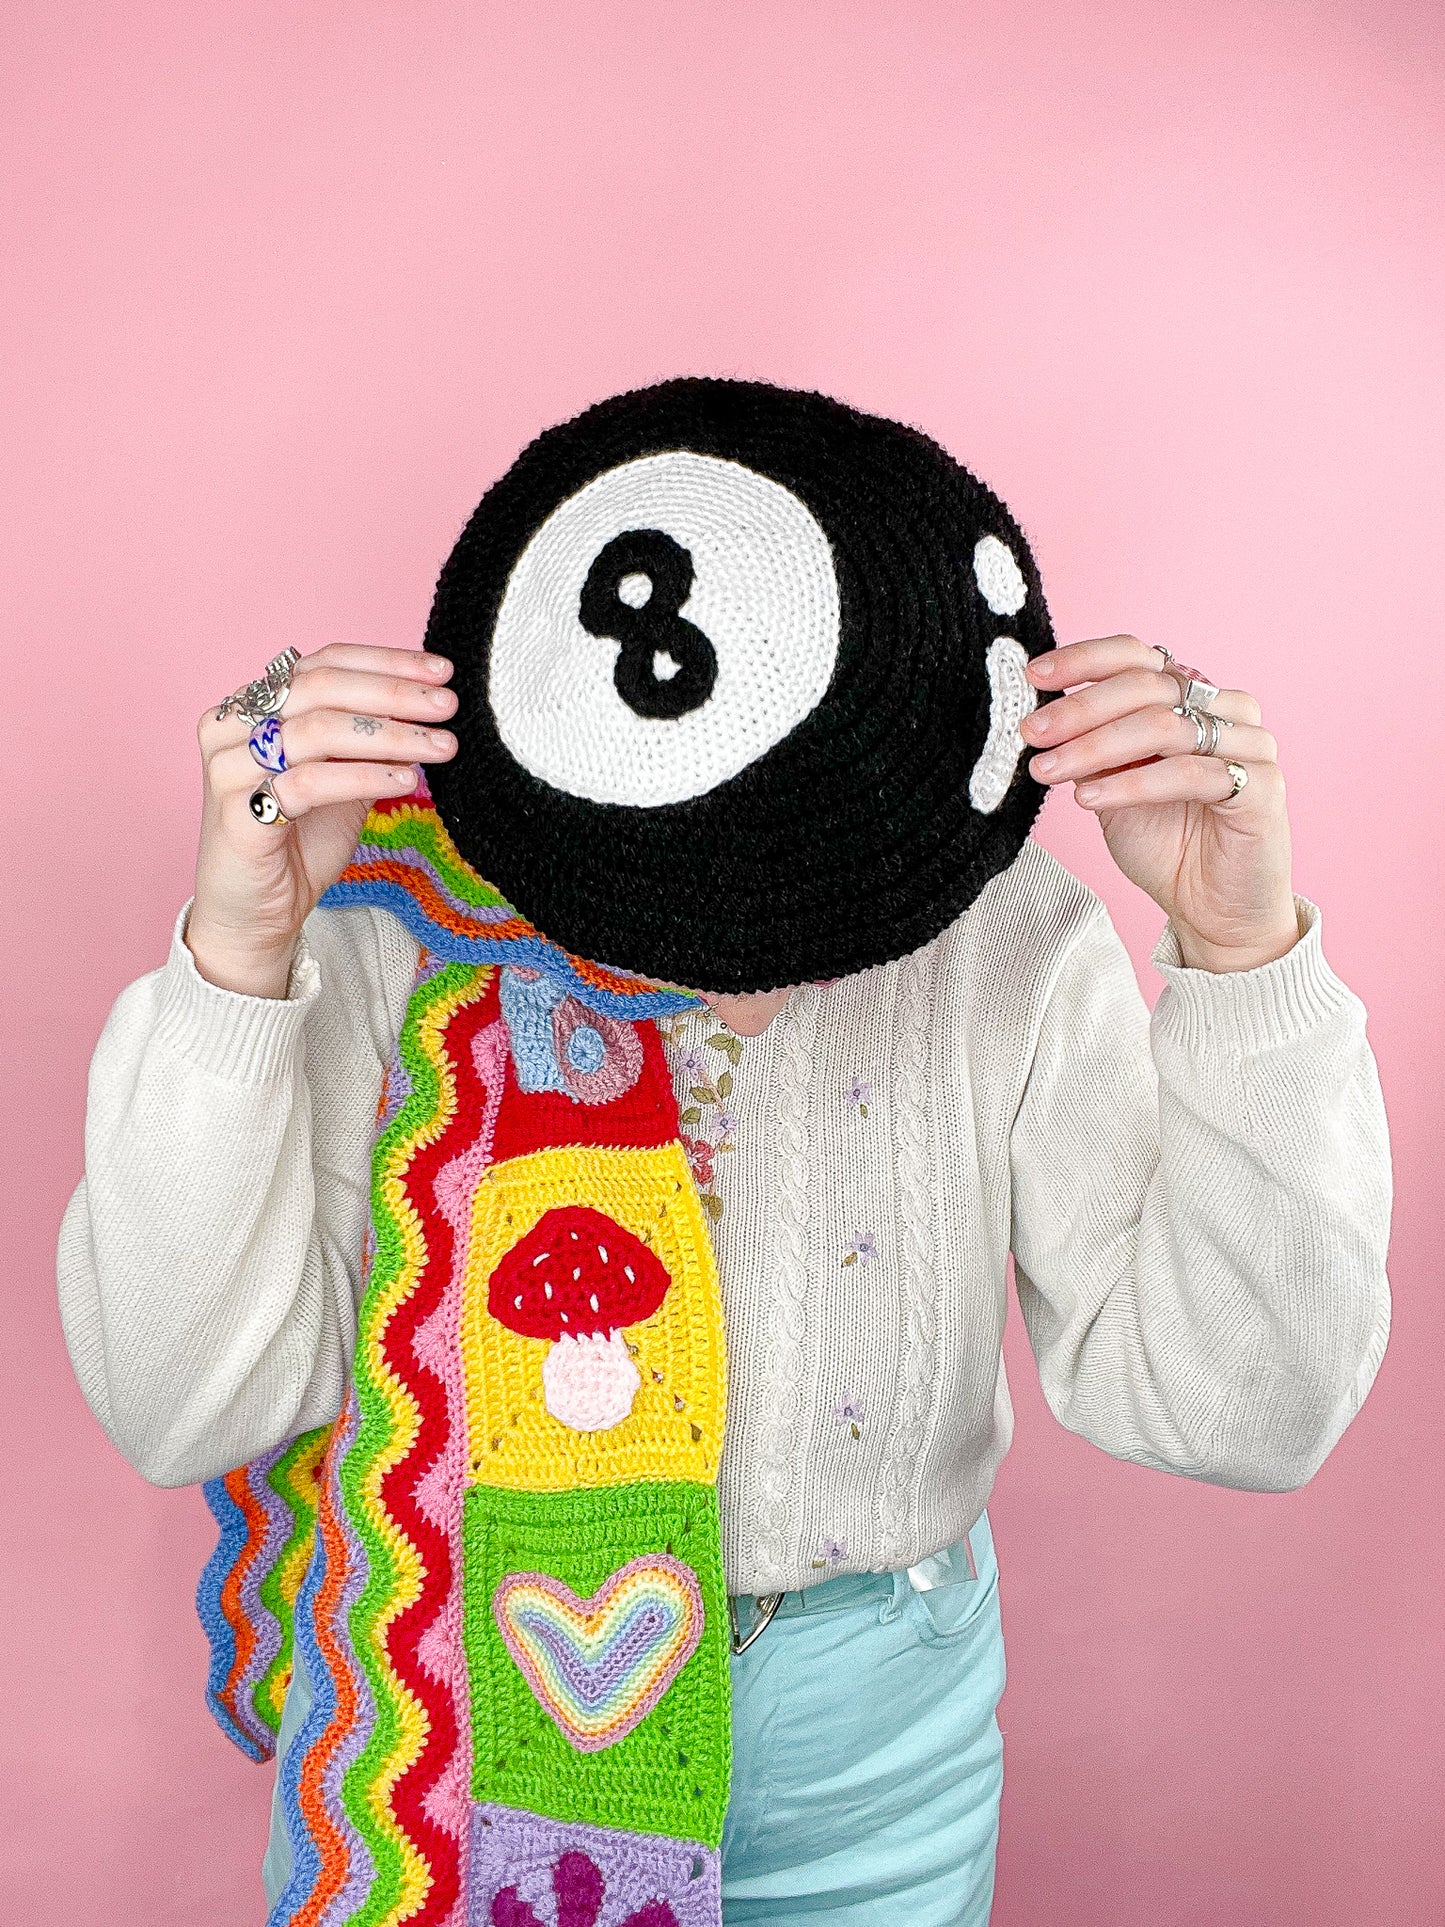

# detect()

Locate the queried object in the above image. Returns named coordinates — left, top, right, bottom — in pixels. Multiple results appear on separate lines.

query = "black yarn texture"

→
left=426, top=377, right=1058, bottom=993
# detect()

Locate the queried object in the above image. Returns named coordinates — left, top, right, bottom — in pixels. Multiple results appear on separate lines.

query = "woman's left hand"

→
left=1020, top=636, right=1300, bottom=972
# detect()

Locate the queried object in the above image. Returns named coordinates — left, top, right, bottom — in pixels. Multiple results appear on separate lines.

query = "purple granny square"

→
left=468, top=1803, right=721, bottom=1927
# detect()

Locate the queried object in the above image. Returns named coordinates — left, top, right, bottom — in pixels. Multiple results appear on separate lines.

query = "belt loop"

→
left=878, top=1566, right=907, bottom=1625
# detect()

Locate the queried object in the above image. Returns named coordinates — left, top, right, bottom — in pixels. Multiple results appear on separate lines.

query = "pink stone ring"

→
left=1152, top=645, right=1219, bottom=712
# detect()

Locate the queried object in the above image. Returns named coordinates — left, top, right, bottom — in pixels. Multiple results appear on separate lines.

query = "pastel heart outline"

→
left=492, top=1554, right=704, bottom=1752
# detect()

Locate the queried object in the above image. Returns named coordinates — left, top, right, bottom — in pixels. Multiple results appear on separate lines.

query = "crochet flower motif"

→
left=841, top=1231, right=876, bottom=1267
left=846, top=1075, right=872, bottom=1118
left=833, top=1393, right=866, bottom=1440
left=491, top=1849, right=678, bottom=1927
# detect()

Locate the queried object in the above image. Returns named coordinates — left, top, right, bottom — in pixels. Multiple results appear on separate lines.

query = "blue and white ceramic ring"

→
left=248, top=716, right=287, bottom=773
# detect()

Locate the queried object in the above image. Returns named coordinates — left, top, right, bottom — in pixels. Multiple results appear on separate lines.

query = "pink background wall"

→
left=4, top=3, right=1441, bottom=1921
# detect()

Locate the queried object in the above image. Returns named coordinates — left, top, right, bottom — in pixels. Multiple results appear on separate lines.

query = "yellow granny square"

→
left=462, top=1143, right=726, bottom=1492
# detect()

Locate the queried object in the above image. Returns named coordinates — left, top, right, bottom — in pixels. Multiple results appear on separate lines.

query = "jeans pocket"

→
left=906, top=1528, right=994, bottom=1644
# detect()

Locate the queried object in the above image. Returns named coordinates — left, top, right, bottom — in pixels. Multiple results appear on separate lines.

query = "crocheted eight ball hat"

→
left=426, top=376, right=1057, bottom=993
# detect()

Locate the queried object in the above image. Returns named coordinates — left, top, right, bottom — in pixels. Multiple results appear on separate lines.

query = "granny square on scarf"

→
left=196, top=378, right=1060, bottom=1927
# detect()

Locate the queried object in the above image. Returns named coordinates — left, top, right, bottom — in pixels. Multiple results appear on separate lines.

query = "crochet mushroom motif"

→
left=488, top=1205, right=671, bottom=1431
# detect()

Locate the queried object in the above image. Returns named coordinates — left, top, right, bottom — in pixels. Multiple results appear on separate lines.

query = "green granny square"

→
left=463, top=1481, right=731, bottom=1847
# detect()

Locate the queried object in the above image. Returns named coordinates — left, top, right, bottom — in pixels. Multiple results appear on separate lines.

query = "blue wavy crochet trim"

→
left=197, top=1474, right=270, bottom=1764
left=319, top=876, right=701, bottom=1019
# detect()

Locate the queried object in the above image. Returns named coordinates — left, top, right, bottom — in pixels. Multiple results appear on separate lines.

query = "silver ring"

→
left=1152, top=644, right=1176, bottom=667
left=1173, top=705, right=1211, bottom=754
left=218, top=647, right=300, bottom=726
left=248, top=776, right=290, bottom=825
left=1177, top=675, right=1220, bottom=711
left=1222, top=760, right=1249, bottom=798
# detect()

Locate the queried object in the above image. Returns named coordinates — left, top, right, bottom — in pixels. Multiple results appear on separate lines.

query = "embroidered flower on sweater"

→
left=682, top=1135, right=715, bottom=1190
left=674, top=1018, right=743, bottom=1224
left=846, top=1075, right=872, bottom=1118
left=833, top=1393, right=866, bottom=1440
left=841, top=1231, right=876, bottom=1267
left=811, top=1537, right=848, bottom=1570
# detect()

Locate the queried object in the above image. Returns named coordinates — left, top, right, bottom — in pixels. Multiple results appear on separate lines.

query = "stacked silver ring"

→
left=1153, top=645, right=1247, bottom=798
left=1172, top=703, right=1235, bottom=758
left=217, top=649, right=301, bottom=825
left=217, top=647, right=300, bottom=726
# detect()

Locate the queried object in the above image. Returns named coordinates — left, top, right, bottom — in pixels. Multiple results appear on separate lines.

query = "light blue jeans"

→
left=721, top=1509, right=1004, bottom=1924
left=265, top=1512, right=1005, bottom=1924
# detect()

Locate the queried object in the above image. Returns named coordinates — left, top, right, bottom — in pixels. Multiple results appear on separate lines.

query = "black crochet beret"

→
left=425, top=377, right=1057, bottom=993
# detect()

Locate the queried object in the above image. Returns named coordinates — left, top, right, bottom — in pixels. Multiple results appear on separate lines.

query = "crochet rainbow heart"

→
left=492, top=1555, right=704, bottom=1752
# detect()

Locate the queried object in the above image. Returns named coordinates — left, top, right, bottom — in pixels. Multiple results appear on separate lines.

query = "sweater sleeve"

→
left=56, top=900, right=418, bottom=1487
left=1007, top=893, right=1392, bottom=1490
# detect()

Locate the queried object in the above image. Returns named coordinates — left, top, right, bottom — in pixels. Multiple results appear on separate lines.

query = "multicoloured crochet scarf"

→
left=198, top=780, right=729, bottom=1927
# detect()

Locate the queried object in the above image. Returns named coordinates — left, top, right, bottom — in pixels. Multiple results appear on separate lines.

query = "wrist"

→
left=183, top=909, right=301, bottom=999
left=1172, top=903, right=1302, bottom=974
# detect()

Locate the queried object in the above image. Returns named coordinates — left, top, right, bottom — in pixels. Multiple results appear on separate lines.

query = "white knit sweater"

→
left=56, top=838, right=1393, bottom=1594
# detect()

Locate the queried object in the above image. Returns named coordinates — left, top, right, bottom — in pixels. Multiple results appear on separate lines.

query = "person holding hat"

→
left=58, top=381, right=1391, bottom=1927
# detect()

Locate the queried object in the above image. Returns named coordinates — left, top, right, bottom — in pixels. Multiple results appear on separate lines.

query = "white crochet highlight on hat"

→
left=972, top=534, right=1028, bottom=617
left=489, top=451, right=841, bottom=808
left=969, top=636, right=1037, bottom=814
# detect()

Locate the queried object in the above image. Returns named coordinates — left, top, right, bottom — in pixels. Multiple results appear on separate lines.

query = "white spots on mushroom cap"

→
left=973, top=535, right=1027, bottom=617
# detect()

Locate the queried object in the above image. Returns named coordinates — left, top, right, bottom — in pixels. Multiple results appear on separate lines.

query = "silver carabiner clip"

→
left=728, top=1591, right=785, bottom=1655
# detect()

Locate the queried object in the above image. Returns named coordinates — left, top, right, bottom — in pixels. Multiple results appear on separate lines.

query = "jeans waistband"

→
left=728, top=1528, right=982, bottom=1643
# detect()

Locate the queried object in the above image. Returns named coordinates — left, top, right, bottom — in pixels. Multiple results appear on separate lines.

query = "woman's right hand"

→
left=186, top=643, right=459, bottom=996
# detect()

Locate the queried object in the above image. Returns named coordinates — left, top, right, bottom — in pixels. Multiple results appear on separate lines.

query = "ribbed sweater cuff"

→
left=1150, top=896, right=1354, bottom=1054
left=152, top=901, right=321, bottom=1082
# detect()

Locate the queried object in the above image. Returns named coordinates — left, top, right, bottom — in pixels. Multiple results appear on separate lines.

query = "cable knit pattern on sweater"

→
left=877, top=941, right=942, bottom=1567
left=747, top=984, right=817, bottom=1588
left=57, top=840, right=1393, bottom=1593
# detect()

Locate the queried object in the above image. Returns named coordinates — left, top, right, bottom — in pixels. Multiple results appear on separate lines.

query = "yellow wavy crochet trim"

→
left=463, top=1143, right=726, bottom=1493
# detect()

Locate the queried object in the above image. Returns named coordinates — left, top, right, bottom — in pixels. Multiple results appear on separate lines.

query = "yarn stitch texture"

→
left=427, top=376, right=1059, bottom=992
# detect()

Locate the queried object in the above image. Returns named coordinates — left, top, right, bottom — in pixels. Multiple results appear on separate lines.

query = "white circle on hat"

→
left=972, top=534, right=1027, bottom=617
left=488, top=451, right=841, bottom=807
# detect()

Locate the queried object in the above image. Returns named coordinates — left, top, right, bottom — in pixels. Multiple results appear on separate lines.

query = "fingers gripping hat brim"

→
left=426, top=378, right=1056, bottom=993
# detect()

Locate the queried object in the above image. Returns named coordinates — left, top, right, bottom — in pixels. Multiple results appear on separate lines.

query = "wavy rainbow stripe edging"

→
left=199, top=1429, right=329, bottom=1762
left=319, top=794, right=701, bottom=1019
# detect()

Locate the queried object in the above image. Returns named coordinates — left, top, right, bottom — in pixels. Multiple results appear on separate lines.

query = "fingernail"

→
left=1032, top=752, right=1058, bottom=776
left=425, top=730, right=454, bottom=751
left=427, top=685, right=452, bottom=705
left=425, top=654, right=452, bottom=674
left=1075, top=782, right=1101, bottom=803
left=391, top=766, right=415, bottom=783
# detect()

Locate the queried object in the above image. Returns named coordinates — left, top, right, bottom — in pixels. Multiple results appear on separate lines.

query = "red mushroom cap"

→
left=488, top=1205, right=670, bottom=1342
